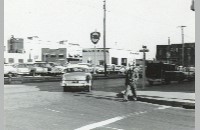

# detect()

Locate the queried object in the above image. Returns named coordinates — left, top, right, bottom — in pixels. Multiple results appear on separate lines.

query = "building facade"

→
left=156, top=43, right=195, bottom=67
left=82, top=48, right=141, bottom=66
left=41, top=48, right=67, bottom=63
left=4, top=36, right=29, bottom=63
left=7, top=36, right=24, bottom=53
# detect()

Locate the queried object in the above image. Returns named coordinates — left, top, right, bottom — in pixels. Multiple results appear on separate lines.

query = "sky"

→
left=4, top=0, right=195, bottom=59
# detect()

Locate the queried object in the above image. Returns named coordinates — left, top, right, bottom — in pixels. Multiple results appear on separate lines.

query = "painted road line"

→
left=44, top=108, right=61, bottom=113
left=74, top=111, right=147, bottom=130
left=156, top=106, right=171, bottom=110
left=75, top=116, right=124, bottom=130
left=103, top=126, right=124, bottom=130
left=75, top=105, right=172, bottom=130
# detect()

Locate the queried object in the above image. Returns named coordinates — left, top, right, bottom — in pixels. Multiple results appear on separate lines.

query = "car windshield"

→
left=26, top=64, right=34, bottom=67
left=65, top=67, right=87, bottom=73
left=17, top=64, right=27, bottom=68
left=34, top=63, right=51, bottom=67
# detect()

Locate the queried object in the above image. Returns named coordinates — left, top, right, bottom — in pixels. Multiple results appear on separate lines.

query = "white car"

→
left=96, top=64, right=115, bottom=73
left=13, top=63, right=31, bottom=75
left=50, top=65, right=67, bottom=75
left=4, top=64, right=18, bottom=77
left=115, top=65, right=126, bottom=74
left=61, top=65, right=93, bottom=92
left=77, top=63, right=94, bottom=73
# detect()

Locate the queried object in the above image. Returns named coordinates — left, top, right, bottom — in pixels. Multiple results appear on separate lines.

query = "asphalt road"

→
left=4, top=80, right=195, bottom=130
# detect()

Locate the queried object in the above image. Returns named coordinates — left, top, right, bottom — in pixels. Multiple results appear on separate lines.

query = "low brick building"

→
left=156, top=43, right=195, bottom=67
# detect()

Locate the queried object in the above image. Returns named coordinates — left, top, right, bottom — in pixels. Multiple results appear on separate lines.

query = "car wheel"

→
left=30, top=70, right=36, bottom=77
left=63, top=86, right=70, bottom=92
left=7, top=72, right=12, bottom=77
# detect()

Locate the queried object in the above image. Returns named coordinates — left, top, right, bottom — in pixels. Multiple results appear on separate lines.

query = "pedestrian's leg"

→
left=131, top=83, right=137, bottom=101
left=123, top=85, right=129, bottom=101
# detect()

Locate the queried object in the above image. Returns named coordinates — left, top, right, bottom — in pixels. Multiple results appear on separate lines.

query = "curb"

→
left=116, top=93, right=195, bottom=109
left=137, top=97, right=195, bottom=109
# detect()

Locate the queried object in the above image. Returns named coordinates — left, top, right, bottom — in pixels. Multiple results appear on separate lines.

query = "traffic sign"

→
left=139, top=49, right=149, bottom=52
left=90, top=32, right=101, bottom=44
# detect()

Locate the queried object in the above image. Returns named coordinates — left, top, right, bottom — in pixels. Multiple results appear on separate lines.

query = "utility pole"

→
left=167, top=37, right=171, bottom=64
left=178, top=26, right=186, bottom=66
left=139, top=46, right=149, bottom=89
left=103, top=0, right=107, bottom=76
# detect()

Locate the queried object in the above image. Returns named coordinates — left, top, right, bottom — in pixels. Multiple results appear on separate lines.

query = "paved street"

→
left=4, top=80, right=195, bottom=130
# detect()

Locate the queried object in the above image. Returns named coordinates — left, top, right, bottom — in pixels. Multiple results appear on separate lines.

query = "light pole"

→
left=103, top=0, right=107, bottom=76
left=178, top=26, right=186, bottom=66
left=28, top=49, right=33, bottom=62
left=139, top=45, right=149, bottom=89
left=94, top=44, right=97, bottom=74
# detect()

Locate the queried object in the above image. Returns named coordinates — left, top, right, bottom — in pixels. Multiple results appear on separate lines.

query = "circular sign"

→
left=90, top=32, right=101, bottom=44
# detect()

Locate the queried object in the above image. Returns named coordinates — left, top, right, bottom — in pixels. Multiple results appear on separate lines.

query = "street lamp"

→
left=139, top=45, right=149, bottom=89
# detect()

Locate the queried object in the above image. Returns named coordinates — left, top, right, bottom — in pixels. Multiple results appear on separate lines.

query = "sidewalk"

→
left=86, top=81, right=195, bottom=109
left=83, top=90, right=195, bottom=109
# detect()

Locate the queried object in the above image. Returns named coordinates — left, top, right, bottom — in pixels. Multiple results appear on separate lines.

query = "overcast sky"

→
left=4, top=0, right=195, bottom=59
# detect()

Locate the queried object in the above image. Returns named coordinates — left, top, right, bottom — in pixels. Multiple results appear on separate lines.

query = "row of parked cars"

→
left=4, top=62, right=129, bottom=77
left=4, top=62, right=64, bottom=77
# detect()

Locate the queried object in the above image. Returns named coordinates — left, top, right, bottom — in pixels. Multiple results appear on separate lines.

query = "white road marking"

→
left=156, top=106, right=171, bottom=110
left=74, top=111, right=147, bottom=130
left=75, top=116, right=124, bottom=130
left=44, top=108, right=61, bottom=113
left=103, top=126, right=124, bottom=130
left=75, top=105, right=172, bottom=130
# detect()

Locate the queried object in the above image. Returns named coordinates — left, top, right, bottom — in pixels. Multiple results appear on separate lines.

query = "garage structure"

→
left=82, top=48, right=141, bottom=66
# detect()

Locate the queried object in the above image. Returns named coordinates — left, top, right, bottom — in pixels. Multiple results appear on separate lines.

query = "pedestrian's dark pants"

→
left=129, top=81, right=137, bottom=98
left=124, top=80, right=137, bottom=101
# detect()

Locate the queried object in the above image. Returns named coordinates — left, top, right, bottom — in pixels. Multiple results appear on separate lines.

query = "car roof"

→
left=67, top=64, right=89, bottom=69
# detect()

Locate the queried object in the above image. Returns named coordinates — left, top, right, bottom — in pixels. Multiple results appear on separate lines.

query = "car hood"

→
left=17, top=68, right=30, bottom=72
left=62, top=72, right=91, bottom=80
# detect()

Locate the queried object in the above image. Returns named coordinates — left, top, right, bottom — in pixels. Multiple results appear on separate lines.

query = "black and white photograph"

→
left=4, top=0, right=195, bottom=130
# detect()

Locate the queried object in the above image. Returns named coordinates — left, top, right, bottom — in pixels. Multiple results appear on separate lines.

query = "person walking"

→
left=123, top=66, right=139, bottom=101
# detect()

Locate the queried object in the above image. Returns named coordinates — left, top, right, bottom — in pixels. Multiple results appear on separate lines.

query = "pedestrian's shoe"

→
left=133, top=97, right=137, bottom=101
left=122, top=99, right=128, bottom=102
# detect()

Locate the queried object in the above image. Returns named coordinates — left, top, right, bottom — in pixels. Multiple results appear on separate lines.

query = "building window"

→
left=51, top=54, right=56, bottom=58
left=99, top=60, right=104, bottom=65
left=121, top=58, right=127, bottom=66
left=111, top=57, right=118, bottom=65
left=59, top=54, right=64, bottom=58
left=8, top=58, right=14, bottom=63
left=18, top=59, right=24, bottom=63
left=159, top=50, right=162, bottom=55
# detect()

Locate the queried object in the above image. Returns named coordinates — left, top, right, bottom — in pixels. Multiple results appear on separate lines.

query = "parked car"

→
left=4, top=64, right=18, bottom=77
left=50, top=65, right=67, bottom=76
left=182, top=67, right=195, bottom=81
left=27, top=62, right=53, bottom=76
left=96, top=64, right=115, bottom=73
left=61, top=65, right=93, bottom=92
left=13, top=63, right=31, bottom=75
left=77, top=63, right=94, bottom=73
left=115, top=65, right=126, bottom=74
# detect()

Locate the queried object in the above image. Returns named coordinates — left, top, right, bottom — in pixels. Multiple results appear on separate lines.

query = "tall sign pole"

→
left=139, top=46, right=149, bottom=89
left=90, top=31, right=101, bottom=74
left=103, top=0, right=107, bottom=76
